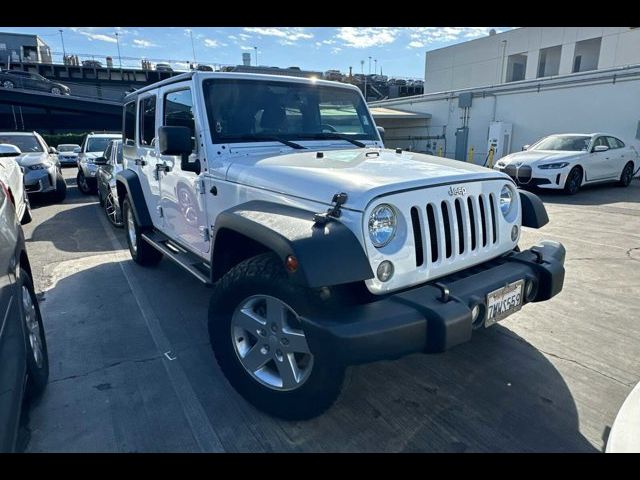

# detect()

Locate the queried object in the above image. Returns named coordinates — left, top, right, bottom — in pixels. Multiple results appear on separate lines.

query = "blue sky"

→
left=0, top=27, right=514, bottom=78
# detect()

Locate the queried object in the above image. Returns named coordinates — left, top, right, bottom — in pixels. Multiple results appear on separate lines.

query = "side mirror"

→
left=0, top=143, right=21, bottom=157
left=158, top=126, right=200, bottom=174
left=376, top=126, right=385, bottom=141
left=48, top=146, right=57, bottom=154
left=593, top=145, right=609, bottom=152
left=522, top=144, right=530, bottom=151
left=94, top=156, right=108, bottom=165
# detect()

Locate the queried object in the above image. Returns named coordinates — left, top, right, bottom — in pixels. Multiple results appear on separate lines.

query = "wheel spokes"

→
left=275, top=353, right=300, bottom=389
left=280, top=330, right=310, bottom=354
left=241, top=343, right=270, bottom=372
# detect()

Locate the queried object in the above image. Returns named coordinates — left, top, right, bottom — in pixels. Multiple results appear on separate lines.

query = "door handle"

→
left=134, top=158, right=147, bottom=166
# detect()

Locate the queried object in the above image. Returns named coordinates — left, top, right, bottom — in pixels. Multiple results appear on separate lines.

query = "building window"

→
left=573, top=37, right=602, bottom=73
left=506, top=53, right=527, bottom=82
left=537, top=45, right=562, bottom=78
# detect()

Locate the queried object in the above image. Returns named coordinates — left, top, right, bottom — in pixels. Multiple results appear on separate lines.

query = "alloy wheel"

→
left=22, top=285, right=44, bottom=368
left=231, top=295, right=314, bottom=391
left=3, top=80, right=14, bottom=89
left=105, top=192, right=122, bottom=226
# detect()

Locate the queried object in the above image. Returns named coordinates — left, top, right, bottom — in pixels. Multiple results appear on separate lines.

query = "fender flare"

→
left=115, top=168, right=153, bottom=229
left=519, top=189, right=549, bottom=228
left=211, top=201, right=374, bottom=288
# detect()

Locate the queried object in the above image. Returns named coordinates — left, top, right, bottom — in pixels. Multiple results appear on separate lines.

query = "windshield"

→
left=58, top=144, right=80, bottom=152
left=86, top=137, right=119, bottom=153
left=530, top=135, right=591, bottom=152
left=203, top=78, right=378, bottom=143
left=0, top=135, right=43, bottom=153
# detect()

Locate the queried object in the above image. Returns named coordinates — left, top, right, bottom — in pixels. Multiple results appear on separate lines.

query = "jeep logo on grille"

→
left=448, top=186, right=467, bottom=197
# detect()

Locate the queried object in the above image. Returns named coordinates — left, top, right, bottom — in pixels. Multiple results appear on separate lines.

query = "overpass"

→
left=0, top=88, right=122, bottom=133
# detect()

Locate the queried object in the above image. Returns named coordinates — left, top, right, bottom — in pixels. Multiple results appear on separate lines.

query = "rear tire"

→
left=563, top=166, right=582, bottom=195
left=208, top=252, right=345, bottom=420
left=123, top=197, right=162, bottom=266
left=76, top=170, right=93, bottom=195
left=619, top=162, right=634, bottom=187
left=20, top=269, right=49, bottom=402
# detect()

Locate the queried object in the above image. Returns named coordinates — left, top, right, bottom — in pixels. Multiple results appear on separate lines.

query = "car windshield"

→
left=86, top=137, right=118, bottom=152
left=202, top=78, right=378, bottom=144
left=530, top=135, right=591, bottom=152
left=0, top=135, right=43, bottom=152
left=58, top=145, right=79, bottom=152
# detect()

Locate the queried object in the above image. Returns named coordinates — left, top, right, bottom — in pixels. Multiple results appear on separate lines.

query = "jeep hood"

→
left=500, top=150, right=582, bottom=166
left=14, top=152, right=50, bottom=167
left=226, top=148, right=506, bottom=211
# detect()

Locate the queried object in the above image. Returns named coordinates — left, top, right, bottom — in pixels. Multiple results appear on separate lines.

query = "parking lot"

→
left=17, top=167, right=640, bottom=452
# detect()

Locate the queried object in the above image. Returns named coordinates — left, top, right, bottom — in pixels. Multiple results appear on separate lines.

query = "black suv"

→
left=0, top=70, right=70, bottom=95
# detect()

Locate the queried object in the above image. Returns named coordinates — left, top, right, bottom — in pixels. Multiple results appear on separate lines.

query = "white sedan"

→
left=494, top=133, right=638, bottom=195
left=0, top=143, right=31, bottom=224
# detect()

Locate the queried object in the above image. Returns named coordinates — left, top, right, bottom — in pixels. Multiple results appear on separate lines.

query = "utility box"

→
left=455, top=126, right=469, bottom=161
left=487, top=122, right=513, bottom=161
left=458, top=92, right=473, bottom=108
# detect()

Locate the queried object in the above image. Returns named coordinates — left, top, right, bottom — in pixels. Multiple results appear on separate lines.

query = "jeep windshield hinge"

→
left=313, top=192, right=348, bottom=225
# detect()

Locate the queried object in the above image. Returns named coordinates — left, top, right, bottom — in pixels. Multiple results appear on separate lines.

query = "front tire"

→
left=76, top=170, right=93, bottom=195
left=2, top=80, right=15, bottom=89
left=619, top=162, right=634, bottom=187
left=123, top=197, right=162, bottom=266
left=50, top=87, right=61, bottom=95
left=208, top=252, right=345, bottom=420
left=563, top=166, right=582, bottom=195
left=50, top=174, right=67, bottom=203
left=20, top=269, right=49, bottom=402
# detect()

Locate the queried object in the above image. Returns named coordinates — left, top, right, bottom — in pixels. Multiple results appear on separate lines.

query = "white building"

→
left=369, top=27, right=640, bottom=167
left=424, top=27, right=640, bottom=93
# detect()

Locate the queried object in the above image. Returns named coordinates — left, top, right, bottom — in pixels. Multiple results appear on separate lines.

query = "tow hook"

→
left=313, top=192, right=348, bottom=225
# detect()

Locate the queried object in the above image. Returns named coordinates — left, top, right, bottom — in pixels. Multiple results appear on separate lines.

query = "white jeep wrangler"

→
left=117, top=72, right=566, bottom=419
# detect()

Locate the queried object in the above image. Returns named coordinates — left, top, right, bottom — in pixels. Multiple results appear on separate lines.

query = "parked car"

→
left=116, top=71, right=565, bottom=420
left=0, top=144, right=32, bottom=224
left=76, top=132, right=121, bottom=194
left=0, top=132, right=66, bottom=202
left=56, top=143, right=81, bottom=167
left=196, top=64, right=214, bottom=72
left=0, top=70, right=70, bottom=95
left=0, top=176, right=49, bottom=452
left=494, top=133, right=637, bottom=194
left=82, top=60, right=102, bottom=68
left=155, top=63, right=173, bottom=72
left=96, top=139, right=123, bottom=227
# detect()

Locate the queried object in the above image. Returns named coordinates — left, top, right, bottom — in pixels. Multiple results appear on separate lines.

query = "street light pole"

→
left=115, top=32, right=122, bottom=69
left=374, top=59, right=377, bottom=75
left=59, top=29, right=66, bottom=64
left=368, top=56, right=371, bottom=75
left=254, top=46, right=258, bottom=66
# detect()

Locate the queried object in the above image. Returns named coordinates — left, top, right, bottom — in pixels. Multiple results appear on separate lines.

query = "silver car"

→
left=56, top=143, right=81, bottom=167
left=0, top=132, right=67, bottom=203
left=76, top=133, right=121, bottom=195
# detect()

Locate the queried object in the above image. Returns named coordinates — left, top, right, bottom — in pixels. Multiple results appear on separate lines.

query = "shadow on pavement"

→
left=23, top=256, right=599, bottom=452
left=531, top=178, right=640, bottom=207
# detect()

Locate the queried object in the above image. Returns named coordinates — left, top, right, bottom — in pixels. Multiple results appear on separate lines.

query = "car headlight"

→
left=538, top=162, right=569, bottom=169
left=499, top=185, right=514, bottom=217
left=368, top=204, right=397, bottom=248
left=28, top=161, right=54, bottom=170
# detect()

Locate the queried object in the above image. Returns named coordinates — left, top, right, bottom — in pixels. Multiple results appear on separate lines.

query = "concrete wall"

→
left=424, top=27, right=640, bottom=93
left=371, top=69, right=640, bottom=165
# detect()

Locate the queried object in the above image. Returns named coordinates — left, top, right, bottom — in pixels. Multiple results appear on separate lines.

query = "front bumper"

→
left=302, top=241, right=565, bottom=366
left=79, top=162, right=99, bottom=181
left=24, top=167, right=59, bottom=194
left=495, top=165, right=568, bottom=189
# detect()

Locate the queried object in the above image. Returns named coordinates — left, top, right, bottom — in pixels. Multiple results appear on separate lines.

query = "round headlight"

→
left=499, top=185, right=514, bottom=217
left=368, top=204, right=397, bottom=248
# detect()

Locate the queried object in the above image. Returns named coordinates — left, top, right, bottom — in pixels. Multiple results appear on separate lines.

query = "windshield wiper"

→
left=233, top=134, right=307, bottom=150
left=304, top=133, right=367, bottom=148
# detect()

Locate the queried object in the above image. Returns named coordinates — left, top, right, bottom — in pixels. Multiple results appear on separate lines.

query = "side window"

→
left=123, top=101, right=136, bottom=146
left=593, top=137, right=608, bottom=149
left=607, top=137, right=624, bottom=149
left=138, top=95, right=157, bottom=147
left=164, top=89, right=195, bottom=151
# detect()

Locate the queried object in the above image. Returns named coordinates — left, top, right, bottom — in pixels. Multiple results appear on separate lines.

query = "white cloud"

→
left=238, top=33, right=252, bottom=40
left=243, top=27, right=313, bottom=42
left=336, top=27, right=399, bottom=48
left=331, top=47, right=342, bottom=54
left=204, top=38, right=224, bottom=48
left=71, top=28, right=117, bottom=43
left=406, top=27, right=510, bottom=48
left=240, top=46, right=254, bottom=51
left=132, top=39, right=159, bottom=48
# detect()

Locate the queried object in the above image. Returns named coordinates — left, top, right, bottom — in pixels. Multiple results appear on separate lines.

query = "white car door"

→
left=157, top=84, right=209, bottom=256
left=135, top=93, right=164, bottom=227
left=586, top=136, right=615, bottom=181
left=0, top=154, right=25, bottom=219
left=606, top=136, right=629, bottom=178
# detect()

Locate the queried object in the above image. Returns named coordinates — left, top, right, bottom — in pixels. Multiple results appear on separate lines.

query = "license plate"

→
left=485, top=279, right=525, bottom=327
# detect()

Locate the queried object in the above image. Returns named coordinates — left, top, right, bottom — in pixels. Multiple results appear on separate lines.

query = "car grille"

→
left=409, top=193, right=499, bottom=268
left=503, top=164, right=532, bottom=183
